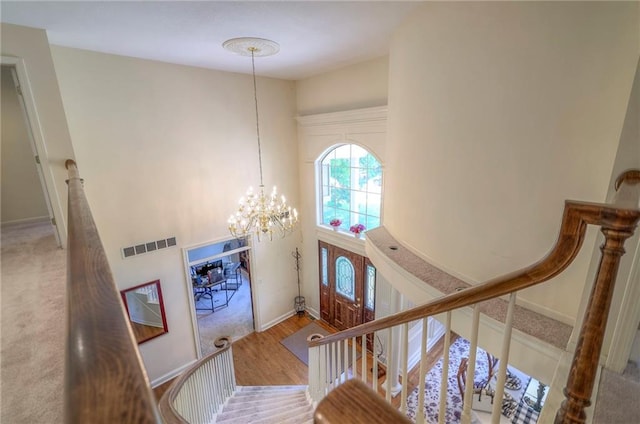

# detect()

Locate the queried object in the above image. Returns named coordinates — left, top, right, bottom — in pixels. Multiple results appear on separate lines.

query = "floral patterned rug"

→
left=405, top=337, right=532, bottom=423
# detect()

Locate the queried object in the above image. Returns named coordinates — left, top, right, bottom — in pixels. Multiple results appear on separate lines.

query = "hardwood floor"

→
left=232, top=313, right=335, bottom=386
left=154, top=313, right=450, bottom=411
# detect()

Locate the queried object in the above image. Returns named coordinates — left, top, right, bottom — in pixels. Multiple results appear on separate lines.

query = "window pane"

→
left=333, top=188, right=350, bottom=210
left=350, top=213, right=365, bottom=229
left=365, top=264, right=376, bottom=310
left=335, top=144, right=351, bottom=159
left=365, top=215, right=380, bottom=231
left=331, top=209, right=350, bottom=229
left=322, top=208, right=334, bottom=225
left=360, top=153, right=379, bottom=169
left=335, top=256, right=355, bottom=300
left=317, top=144, right=383, bottom=231
left=366, top=193, right=381, bottom=217
left=353, top=167, right=368, bottom=191
left=351, top=144, right=367, bottom=160
left=321, top=248, right=328, bottom=286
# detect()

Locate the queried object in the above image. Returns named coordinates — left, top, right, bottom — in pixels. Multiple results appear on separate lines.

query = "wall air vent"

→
left=121, top=236, right=178, bottom=259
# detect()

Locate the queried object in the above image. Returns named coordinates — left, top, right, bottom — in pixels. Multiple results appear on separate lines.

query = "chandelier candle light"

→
left=224, top=37, right=298, bottom=241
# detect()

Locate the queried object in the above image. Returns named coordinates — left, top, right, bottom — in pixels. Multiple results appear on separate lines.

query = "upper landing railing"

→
left=310, top=170, right=640, bottom=424
left=64, top=160, right=161, bottom=423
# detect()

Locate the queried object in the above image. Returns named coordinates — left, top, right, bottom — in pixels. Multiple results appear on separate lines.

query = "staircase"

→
left=215, top=386, right=314, bottom=424
left=63, top=157, right=640, bottom=424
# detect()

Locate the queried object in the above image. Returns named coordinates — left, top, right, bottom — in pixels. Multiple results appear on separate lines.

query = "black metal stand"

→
left=293, top=248, right=305, bottom=316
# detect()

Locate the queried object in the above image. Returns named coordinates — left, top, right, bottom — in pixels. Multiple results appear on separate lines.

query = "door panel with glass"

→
left=318, top=241, right=375, bottom=336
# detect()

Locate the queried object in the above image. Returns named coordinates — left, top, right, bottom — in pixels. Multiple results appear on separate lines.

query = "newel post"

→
left=555, top=170, right=640, bottom=424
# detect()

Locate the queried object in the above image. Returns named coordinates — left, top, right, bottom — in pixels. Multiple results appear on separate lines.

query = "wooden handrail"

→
left=310, top=199, right=640, bottom=348
left=314, top=379, right=412, bottom=424
left=310, top=170, right=640, bottom=424
left=158, top=337, right=233, bottom=423
left=64, top=159, right=161, bottom=423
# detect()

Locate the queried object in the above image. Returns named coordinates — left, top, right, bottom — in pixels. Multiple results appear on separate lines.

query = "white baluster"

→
left=439, top=312, right=452, bottom=424
left=362, top=334, right=367, bottom=385
left=336, top=341, right=342, bottom=386
left=343, top=338, right=349, bottom=383
left=309, top=345, right=319, bottom=402
left=352, top=336, right=357, bottom=381
left=491, top=293, right=517, bottom=423
left=331, top=342, right=337, bottom=389
left=322, top=344, right=329, bottom=395
left=401, top=322, right=409, bottom=414
left=373, top=331, right=379, bottom=393
left=416, top=317, right=428, bottom=424
left=462, top=306, right=481, bottom=424
left=386, top=327, right=393, bottom=402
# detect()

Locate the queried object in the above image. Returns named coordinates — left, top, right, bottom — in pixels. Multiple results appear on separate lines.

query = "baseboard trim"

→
left=516, top=296, right=575, bottom=327
left=1, top=216, right=50, bottom=228
left=260, top=309, right=297, bottom=331
left=151, top=358, right=198, bottom=388
left=306, top=306, right=320, bottom=320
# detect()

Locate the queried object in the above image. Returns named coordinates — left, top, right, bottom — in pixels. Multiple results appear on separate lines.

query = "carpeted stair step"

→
left=228, top=389, right=308, bottom=400
left=215, top=385, right=314, bottom=424
left=241, top=404, right=314, bottom=424
left=219, top=395, right=309, bottom=413
left=226, top=390, right=307, bottom=404
left=216, top=405, right=313, bottom=423
left=237, top=385, right=308, bottom=392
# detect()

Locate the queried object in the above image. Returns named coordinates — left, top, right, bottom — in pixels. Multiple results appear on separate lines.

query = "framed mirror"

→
left=120, top=279, right=168, bottom=344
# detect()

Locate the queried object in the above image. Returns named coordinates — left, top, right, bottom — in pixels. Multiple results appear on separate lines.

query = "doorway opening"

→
left=184, top=237, right=254, bottom=357
left=0, top=62, right=61, bottom=245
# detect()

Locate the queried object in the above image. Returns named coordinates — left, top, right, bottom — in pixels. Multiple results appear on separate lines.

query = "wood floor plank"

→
left=232, top=313, right=335, bottom=386
left=154, top=313, right=448, bottom=412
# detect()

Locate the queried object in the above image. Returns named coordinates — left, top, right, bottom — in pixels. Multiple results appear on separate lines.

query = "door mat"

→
left=280, top=322, right=330, bottom=365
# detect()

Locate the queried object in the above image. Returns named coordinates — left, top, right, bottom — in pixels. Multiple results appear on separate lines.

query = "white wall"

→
left=295, top=59, right=390, bottom=319
left=385, top=2, right=639, bottom=324
left=50, top=46, right=301, bottom=382
left=297, top=56, right=388, bottom=116
left=1, top=67, right=49, bottom=224
left=0, top=23, right=75, bottom=244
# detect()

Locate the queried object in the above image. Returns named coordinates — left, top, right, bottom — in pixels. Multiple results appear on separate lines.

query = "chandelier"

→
left=223, top=37, right=298, bottom=241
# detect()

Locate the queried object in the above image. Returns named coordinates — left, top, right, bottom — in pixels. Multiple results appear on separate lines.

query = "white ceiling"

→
left=0, top=1, right=422, bottom=80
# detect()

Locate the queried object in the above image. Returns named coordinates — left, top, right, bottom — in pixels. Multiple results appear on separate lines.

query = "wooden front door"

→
left=319, top=241, right=372, bottom=332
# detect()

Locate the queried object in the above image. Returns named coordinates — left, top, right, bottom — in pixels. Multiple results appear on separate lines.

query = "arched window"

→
left=319, top=144, right=382, bottom=232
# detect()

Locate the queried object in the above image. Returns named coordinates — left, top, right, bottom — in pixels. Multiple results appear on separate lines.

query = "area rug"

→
left=195, top=274, right=254, bottom=356
left=406, top=337, right=532, bottom=423
left=280, top=322, right=330, bottom=365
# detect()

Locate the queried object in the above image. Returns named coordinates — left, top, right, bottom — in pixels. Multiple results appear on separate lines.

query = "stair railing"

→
left=158, top=337, right=237, bottom=424
left=64, top=160, right=161, bottom=423
left=310, top=170, right=640, bottom=424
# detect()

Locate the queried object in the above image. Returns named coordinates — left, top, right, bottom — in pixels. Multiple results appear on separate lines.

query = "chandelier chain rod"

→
left=251, top=49, right=264, bottom=188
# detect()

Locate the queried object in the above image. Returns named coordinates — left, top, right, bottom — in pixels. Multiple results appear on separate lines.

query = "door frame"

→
left=182, top=236, right=256, bottom=359
left=319, top=240, right=376, bottom=334
left=1, top=56, right=64, bottom=246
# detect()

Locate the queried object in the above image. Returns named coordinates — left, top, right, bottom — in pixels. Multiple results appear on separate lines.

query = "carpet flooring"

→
left=194, top=272, right=255, bottom=356
left=1, top=221, right=65, bottom=424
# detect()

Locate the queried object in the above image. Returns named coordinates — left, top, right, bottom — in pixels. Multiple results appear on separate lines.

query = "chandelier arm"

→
left=251, top=49, right=264, bottom=188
